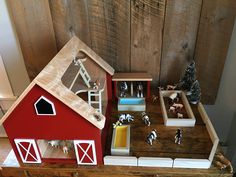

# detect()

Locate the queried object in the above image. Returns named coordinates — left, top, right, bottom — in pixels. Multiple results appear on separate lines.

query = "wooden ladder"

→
left=88, top=91, right=102, bottom=114
left=69, top=59, right=91, bottom=90
left=78, top=59, right=91, bottom=88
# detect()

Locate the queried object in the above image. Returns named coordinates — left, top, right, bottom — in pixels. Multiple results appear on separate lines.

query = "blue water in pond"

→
left=119, top=98, right=144, bottom=105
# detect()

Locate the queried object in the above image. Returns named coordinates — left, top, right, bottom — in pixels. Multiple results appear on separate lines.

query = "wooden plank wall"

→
left=7, top=0, right=57, bottom=80
left=160, top=0, right=202, bottom=85
left=131, top=0, right=165, bottom=85
left=7, top=0, right=236, bottom=104
left=194, top=0, right=236, bottom=103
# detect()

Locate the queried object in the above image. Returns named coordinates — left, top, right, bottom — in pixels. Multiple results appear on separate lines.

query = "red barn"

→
left=0, top=37, right=114, bottom=165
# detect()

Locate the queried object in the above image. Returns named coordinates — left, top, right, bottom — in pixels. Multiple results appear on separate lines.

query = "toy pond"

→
left=0, top=37, right=218, bottom=169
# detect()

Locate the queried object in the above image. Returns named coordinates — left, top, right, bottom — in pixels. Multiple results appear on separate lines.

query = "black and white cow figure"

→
left=137, top=82, right=143, bottom=98
left=141, top=112, right=151, bottom=126
left=146, top=129, right=158, bottom=146
left=119, top=114, right=134, bottom=123
left=120, top=81, right=128, bottom=97
left=175, top=128, right=183, bottom=145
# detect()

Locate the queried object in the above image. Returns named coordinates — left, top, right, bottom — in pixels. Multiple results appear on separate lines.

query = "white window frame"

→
left=34, top=96, right=56, bottom=116
left=74, top=140, right=97, bottom=165
left=14, top=139, right=42, bottom=164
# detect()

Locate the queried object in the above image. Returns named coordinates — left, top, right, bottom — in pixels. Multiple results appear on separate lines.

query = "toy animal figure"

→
left=120, top=81, right=128, bottom=97
left=158, top=86, right=164, bottom=91
left=168, top=92, right=180, bottom=104
left=126, top=114, right=134, bottom=122
left=169, top=106, right=176, bottom=113
left=175, top=129, right=182, bottom=145
left=152, top=95, right=158, bottom=103
left=137, top=82, right=143, bottom=98
left=215, top=153, right=233, bottom=173
left=61, top=140, right=73, bottom=154
left=48, top=140, right=60, bottom=148
left=172, top=103, right=183, bottom=110
left=177, top=112, right=183, bottom=119
left=119, top=114, right=126, bottom=123
left=113, top=120, right=122, bottom=128
left=141, top=112, right=151, bottom=126
left=93, top=79, right=100, bottom=90
left=166, top=85, right=177, bottom=90
left=146, top=129, right=158, bottom=146
left=119, top=114, right=134, bottom=123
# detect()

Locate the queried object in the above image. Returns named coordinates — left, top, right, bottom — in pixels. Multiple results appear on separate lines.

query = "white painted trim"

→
left=74, top=140, right=97, bottom=165
left=34, top=96, right=56, bottom=116
left=173, top=158, right=211, bottom=169
left=104, top=156, right=137, bottom=166
left=138, top=157, right=173, bottom=167
left=14, top=139, right=41, bottom=164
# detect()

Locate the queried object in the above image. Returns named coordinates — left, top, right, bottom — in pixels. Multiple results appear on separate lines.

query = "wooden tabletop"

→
left=112, top=72, right=153, bottom=81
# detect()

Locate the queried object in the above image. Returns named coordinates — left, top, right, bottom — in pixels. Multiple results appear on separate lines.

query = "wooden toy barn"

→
left=0, top=36, right=114, bottom=165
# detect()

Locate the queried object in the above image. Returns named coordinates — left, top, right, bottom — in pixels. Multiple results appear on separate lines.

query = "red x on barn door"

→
left=74, top=140, right=97, bottom=165
left=14, top=139, right=41, bottom=163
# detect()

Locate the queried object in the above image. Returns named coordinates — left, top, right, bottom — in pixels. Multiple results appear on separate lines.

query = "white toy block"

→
left=173, top=158, right=211, bottom=169
left=104, top=156, right=137, bottom=166
left=138, top=157, right=173, bottom=167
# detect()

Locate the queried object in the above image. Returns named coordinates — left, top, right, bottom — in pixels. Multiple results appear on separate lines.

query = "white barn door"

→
left=74, top=140, right=97, bottom=165
left=14, top=139, right=41, bottom=163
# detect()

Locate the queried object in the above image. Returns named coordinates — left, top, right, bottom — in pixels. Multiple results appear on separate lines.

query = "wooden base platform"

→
left=0, top=101, right=232, bottom=176
left=105, top=100, right=212, bottom=159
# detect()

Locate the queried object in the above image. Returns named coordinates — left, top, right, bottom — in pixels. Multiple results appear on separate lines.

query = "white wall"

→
left=204, top=20, right=236, bottom=168
left=0, top=0, right=30, bottom=137
left=0, top=0, right=30, bottom=96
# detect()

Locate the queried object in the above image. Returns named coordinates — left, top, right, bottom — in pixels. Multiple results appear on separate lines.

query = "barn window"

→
left=34, top=96, right=56, bottom=116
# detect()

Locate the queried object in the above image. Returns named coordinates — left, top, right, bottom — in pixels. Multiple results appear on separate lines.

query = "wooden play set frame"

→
left=0, top=37, right=219, bottom=170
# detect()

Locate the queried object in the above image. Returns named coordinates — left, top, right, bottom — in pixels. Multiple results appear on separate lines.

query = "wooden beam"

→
left=194, top=0, right=236, bottom=104
left=160, top=0, right=202, bottom=86
left=131, top=0, right=166, bottom=85
left=8, top=0, right=57, bottom=80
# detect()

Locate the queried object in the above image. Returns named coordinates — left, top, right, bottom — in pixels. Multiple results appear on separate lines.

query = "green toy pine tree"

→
left=187, top=80, right=201, bottom=104
left=178, top=61, right=196, bottom=92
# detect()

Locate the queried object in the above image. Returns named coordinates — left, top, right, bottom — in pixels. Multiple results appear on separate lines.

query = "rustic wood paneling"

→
left=131, top=0, right=166, bottom=85
left=160, top=0, right=202, bottom=86
left=49, top=0, right=92, bottom=49
left=8, top=0, right=57, bottom=80
left=194, top=0, right=236, bottom=104
left=49, top=0, right=130, bottom=71
left=7, top=0, right=236, bottom=104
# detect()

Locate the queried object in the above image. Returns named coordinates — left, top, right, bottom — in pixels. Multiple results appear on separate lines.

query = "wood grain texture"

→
left=105, top=101, right=213, bottom=160
left=194, top=0, right=236, bottom=104
left=131, top=0, right=166, bottom=85
left=49, top=0, right=130, bottom=71
left=1, top=165, right=233, bottom=177
left=49, top=0, right=92, bottom=49
left=160, top=0, right=202, bottom=86
left=7, top=0, right=57, bottom=80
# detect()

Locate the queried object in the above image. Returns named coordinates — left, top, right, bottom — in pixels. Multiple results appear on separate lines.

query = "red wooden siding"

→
left=3, top=84, right=103, bottom=164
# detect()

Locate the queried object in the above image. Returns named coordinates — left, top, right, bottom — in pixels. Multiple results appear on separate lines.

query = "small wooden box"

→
left=160, top=90, right=196, bottom=127
left=111, top=125, right=130, bottom=156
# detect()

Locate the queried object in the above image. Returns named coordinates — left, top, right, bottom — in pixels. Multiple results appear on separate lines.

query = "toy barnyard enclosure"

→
left=0, top=37, right=219, bottom=169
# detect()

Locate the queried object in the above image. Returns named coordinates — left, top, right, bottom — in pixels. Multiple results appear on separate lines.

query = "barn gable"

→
left=0, top=36, right=115, bottom=129
left=3, top=84, right=101, bottom=139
